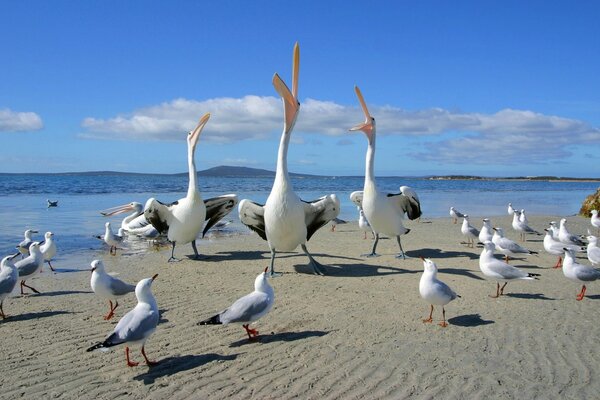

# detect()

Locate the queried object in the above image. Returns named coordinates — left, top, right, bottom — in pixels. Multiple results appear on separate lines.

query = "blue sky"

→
left=1, top=1, right=599, bottom=177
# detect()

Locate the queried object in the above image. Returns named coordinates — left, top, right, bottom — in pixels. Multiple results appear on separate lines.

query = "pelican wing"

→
left=303, top=194, right=340, bottom=240
left=350, top=191, right=363, bottom=207
left=387, top=192, right=422, bottom=220
left=144, top=198, right=177, bottom=234
left=202, top=194, right=239, bottom=237
left=238, top=199, right=267, bottom=241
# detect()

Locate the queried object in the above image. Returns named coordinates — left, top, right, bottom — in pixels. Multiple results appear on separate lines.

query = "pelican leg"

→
left=189, top=240, right=205, bottom=260
left=362, top=233, right=380, bottom=257
left=395, top=236, right=408, bottom=259
left=269, top=250, right=281, bottom=277
left=0, top=301, right=5, bottom=319
left=301, top=244, right=326, bottom=276
left=168, top=242, right=180, bottom=263
left=422, top=304, right=433, bottom=323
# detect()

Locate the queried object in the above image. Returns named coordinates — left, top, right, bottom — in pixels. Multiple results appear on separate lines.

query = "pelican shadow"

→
left=134, top=353, right=238, bottom=385
left=448, top=313, right=494, bottom=327
left=2, top=310, right=76, bottom=323
left=413, top=248, right=480, bottom=261
left=229, top=330, right=328, bottom=347
left=295, top=262, right=418, bottom=277
left=504, top=293, right=555, bottom=300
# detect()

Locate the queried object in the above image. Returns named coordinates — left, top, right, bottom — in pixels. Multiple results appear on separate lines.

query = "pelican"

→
left=348, top=86, right=421, bottom=259
left=144, top=113, right=238, bottom=261
left=101, top=201, right=159, bottom=239
left=238, top=43, right=340, bottom=276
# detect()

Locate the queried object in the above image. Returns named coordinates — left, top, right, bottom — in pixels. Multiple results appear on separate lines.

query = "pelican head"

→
left=188, top=113, right=211, bottom=153
left=100, top=202, right=143, bottom=217
left=349, top=85, right=375, bottom=144
left=273, top=42, right=300, bottom=133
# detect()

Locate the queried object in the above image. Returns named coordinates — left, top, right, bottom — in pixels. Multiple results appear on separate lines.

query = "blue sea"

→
left=0, top=173, right=597, bottom=264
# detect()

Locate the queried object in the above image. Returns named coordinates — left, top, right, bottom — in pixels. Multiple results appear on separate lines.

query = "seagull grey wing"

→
left=238, top=199, right=267, bottom=241
left=574, top=266, right=600, bottom=282
left=454, top=210, right=465, bottom=218
left=568, top=234, right=586, bottom=246
left=303, top=194, right=340, bottom=241
left=350, top=191, right=364, bottom=208
left=0, top=273, right=17, bottom=295
left=108, top=276, right=136, bottom=296
left=220, top=292, right=271, bottom=324
left=499, top=238, right=529, bottom=253
left=468, top=225, right=481, bottom=237
left=202, top=194, right=239, bottom=237
left=387, top=193, right=422, bottom=220
left=16, top=259, right=39, bottom=277
left=144, top=198, right=177, bottom=234
left=109, top=307, right=159, bottom=345
left=487, top=261, right=528, bottom=280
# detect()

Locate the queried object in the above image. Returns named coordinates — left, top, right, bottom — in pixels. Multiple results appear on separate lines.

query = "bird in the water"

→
left=47, top=199, right=58, bottom=208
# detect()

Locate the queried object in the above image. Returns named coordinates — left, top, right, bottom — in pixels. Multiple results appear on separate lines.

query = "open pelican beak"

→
left=189, top=113, right=210, bottom=151
left=272, top=42, right=300, bottom=132
left=100, top=203, right=136, bottom=217
left=349, top=85, right=374, bottom=142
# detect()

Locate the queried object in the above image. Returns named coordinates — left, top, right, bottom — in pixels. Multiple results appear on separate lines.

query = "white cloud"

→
left=0, top=108, right=43, bottom=132
left=80, top=96, right=600, bottom=164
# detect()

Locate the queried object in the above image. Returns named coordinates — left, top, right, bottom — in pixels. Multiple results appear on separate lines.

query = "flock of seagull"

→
left=1, top=43, right=600, bottom=368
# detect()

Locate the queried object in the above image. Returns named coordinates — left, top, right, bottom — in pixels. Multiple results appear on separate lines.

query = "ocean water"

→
left=0, top=173, right=597, bottom=262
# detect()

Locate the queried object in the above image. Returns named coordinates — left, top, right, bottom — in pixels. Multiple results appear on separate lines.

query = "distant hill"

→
left=180, top=165, right=319, bottom=178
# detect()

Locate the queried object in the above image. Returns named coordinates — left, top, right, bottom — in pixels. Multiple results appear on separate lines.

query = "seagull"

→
left=47, top=199, right=58, bottom=208
left=15, top=242, right=44, bottom=294
left=0, top=253, right=20, bottom=319
left=198, top=267, right=274, bottom=340
left=102, top=222, right=125, bottom=255
left=330, top=217, right=347, bottom=232
left=562, top=248, right=600, bottom=301
left=87, top=274, right=159, bottom=367
left=90, top=260, right=136, bottom=320
left=479, top=218, right=493, bottom=243
left=238, top=43, right=340, bottom=275
left=347, top=86, right=421, bottom=259
left=518, top=209, right=528, bottom=224
left=479, top=241, right=540, bottom=298
left=449, top=207, right=465, bottom=224
left=39, top=231, right=57, bottom=272
left=492, top=227, right=537, bottom=262
left=586, top=235, right=600, bottom=266
left=419, top=257, right=460, bottom=327
left=358, top=207, right=374, bottom=240
left=548, top=221, right=560, bottom=240
left=507, top=203, right=516, bottom=216
left=558, top=218, right=586, bottom=247
left=461, top=215, right=480, bottom=248
left=16, top=229, right=38, bottom=256
left=543, top=228, right=584, bottom=269
left=144, top=113, right=239, bottom=262
left=511, top=212, right=541, bottom=241
left=591, top=210, right=600, bottom=235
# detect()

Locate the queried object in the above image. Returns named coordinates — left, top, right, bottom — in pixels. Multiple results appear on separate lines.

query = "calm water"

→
left=0, top=174, right=597, bottom=262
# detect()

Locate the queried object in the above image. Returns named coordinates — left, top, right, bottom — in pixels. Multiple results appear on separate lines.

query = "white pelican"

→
left=101, top=201, right=159, bottom=239
left=238, top=43, right=340, bottom=276
left=348, top=86, right=421, bottom=258
left=144, top=113, right=238, bottom=261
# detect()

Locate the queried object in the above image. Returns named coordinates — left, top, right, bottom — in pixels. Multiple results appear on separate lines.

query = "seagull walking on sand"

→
left=586, top=235, right=600, bottom=266
left=87, top=274, right=159, bottom=367
left=449, top=207, right=465, bottom=224
left=90, top=260, right=136, bottom=320
left=590, top=210, right=600, bottom=235
left=358, top=208, right=374, bottom=239
left=562, top=248, right=600, bottom=301
left=558, top=218, right=586, bottom=247
left=16, top=229, right=38, bottom=256
left=0, top=254, right=20, bottom=319
left=39, top=232, right=57, bottom=272
left=15, top=242, right=44, bottom=294
left=479, top=218, right=493, bottom=243
left=479, top=241, right=540, bottom=298
left=492, top=227, right=537, bottom=262
left=198, top=267, right=274, bottom=340
left=511, top=212, right=541, bottom=241
left=419, top=257, right=460, bottom=327
left=461, top=215, right=480, bottom=248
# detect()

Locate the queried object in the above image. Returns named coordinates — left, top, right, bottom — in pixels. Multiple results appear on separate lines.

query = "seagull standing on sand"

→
left=562, top=248, right=600, bottom=301
left=461, top=215, right=480, bottom=248
left=492, top=227, right=537, bottom=262
left=358, top=208, right=374, bottom=239
left=39, top=232, right=57, bottom=272
left=17, top=229, right=38, bottom=256
left=479, top=218, right=493, bottom=243
left=479, top=241, right=540, bottom=298
left=558, top=218, right=586, bottom=247
left=548, top=221, right=560, bottom=240
left=590, top=210, right=600, bottom=235
left=507, top=203, right=516, bottom=216
left=238, top=44, right=339, bottom=275
left=449, top=207, right=465, bottom=224
left=87, top=274, right=159, bottom=367
left=102, top=222, right=125, bottom=255
left=543, top=229, right=574, bottom=269
left=15, top=242, right=44, bottom=294
left=0, top=254, right=20, bottom=319
left=198, top=267, right=274, bottom=340
left=586, top=235, right=600, bottom=266
left=347, top=86, right=421, bottom=259
left=511, top=212, right=540, bottom=241
left=419, top=257, right=460, bottom=327
left=90, top=260, right=136, bottom=320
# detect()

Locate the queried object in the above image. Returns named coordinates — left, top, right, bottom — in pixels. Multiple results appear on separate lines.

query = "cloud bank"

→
left=80, top=96, right=600, bottom=165
left=0, top=108, right=43, bottom=132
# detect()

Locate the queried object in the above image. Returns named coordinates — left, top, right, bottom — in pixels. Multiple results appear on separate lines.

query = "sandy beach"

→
left=1, top=214, right=598, bottom=399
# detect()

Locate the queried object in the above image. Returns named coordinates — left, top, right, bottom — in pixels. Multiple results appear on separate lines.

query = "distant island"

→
left=0, top=166, right=598, bottom=181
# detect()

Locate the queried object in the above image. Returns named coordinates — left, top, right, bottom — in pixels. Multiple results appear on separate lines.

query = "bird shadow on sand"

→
left=448, top=313, right=494, bottom=327
left=2, top=310, right=76, bottom=323
left=584, top=294, right=600, bottom=300
left=229, top=330, right=329, bottom=348
left=133, top=353, right=239, bottom=385
left=504, top=293, right=555, bottom=300
left=31, top=290, right=93, bottom=298
left=437, top=268, right=485, bottom=281
left=412, top=248, right=480, bottom=261
left=47, top=268, right=88, bottom=274
left=302, top=262, right=418, bottom=277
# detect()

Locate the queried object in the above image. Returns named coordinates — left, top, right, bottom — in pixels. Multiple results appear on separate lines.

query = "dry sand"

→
left=1, top=214, right=598, bottom=399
